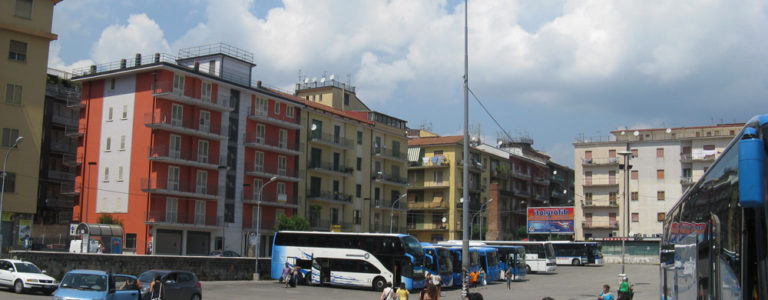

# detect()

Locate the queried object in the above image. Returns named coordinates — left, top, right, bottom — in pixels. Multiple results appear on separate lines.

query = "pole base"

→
left=253, top=273, right=260, bottom=281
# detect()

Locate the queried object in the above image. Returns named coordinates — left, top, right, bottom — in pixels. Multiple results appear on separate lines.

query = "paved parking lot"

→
left=3, top=263, right=658, bottom=300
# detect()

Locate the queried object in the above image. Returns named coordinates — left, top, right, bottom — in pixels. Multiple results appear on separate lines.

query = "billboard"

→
left=527, top=207, right=574, bottom=234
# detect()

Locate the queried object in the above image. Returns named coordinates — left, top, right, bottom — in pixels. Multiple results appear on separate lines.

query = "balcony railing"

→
left=372, top=224, right=408, bottom=233
left=372, top=147, right=407, bottom=161
left=680, top=176, right=694, bottom=185
left=243, top=216, right=277, bottom=231
left=581, top=200, right=619, bottom=208
left=141, top=177, right=218, bottom=199
left=51, top=113, right=78, bottom=127
left=46, top=85, right=81, bottom=102
left=43, top=197, right=75, bottom=208
left=64, top=124, right=85, bottom=137
left=407, top=223, right=448, bottom=231
left=245, top=164, right=300, bottom=181
left=242, top=188, right=298, bottom=207
left=309, top=132, right=354, bottom=149
left=247, top=108, right=301, bottom=130
left=372, top=172, right=408, bottom=186
left=581, top=157, right=620, bottom=166
left=510, top=171, right=531, bottom=180
left=144, top=113, right=226, bottom=140
left=582, top=221, right=619, bottom=229
left=308, top=160, right=353, bottom=175
left=153, top=80, right=233, bottom=112
left=406, top=200, right=448, bottom=210
left=148, top=145, right=222, bottom=170
left=410, top=156, right=450, bottom=168
left=373, top=198, right=408, bottom=210
left=48, top=170, right=75, bottom=181
left=408, top=181, right=450, bottom=189
left=244, top=134, right=301, bottom=155
left=147, top=209, right=217, bottom=227
left=63, top=152, right=84, bottom=167
left=50, top=140, right=76, bottom=153
left=306, top=190, right=352, bottom=204
left=533, top=176, right=549, bottom=185
left=582, top=178, right=619, bottom=186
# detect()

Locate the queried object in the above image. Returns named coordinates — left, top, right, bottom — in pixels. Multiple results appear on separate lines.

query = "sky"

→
left=48, top=0, right=768, bottom=167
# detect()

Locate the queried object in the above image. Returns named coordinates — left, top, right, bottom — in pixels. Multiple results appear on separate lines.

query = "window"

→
left=8, top=40, right=27, bottom=62
left=356, top=184, right=361, bottom=198
left=657, top=169, right=665, bottom=180
left=631, top=170, right=638, bottom=180
left=124, top=233, right=137, bottom=249
left=631, top=149, right=638, bottom=158
left=5, top=84, right=22, bottom=104
left=173, top=74, right=185, bottom=94
left=357, top=131, right=363, bottom=145
left=254, top=151, right=264, bottom=172
left=278, top=156, right=287, bottom=175
left=196, top=170, right=208, bottom=194
left=353, top=210, right=361, bottom=225
left=2, top=128, right=20, bottom=147
left=656, top=148, right=664, bottom=158
left=277, top=182, right=286, bottom=201
left=169, top=135, right=181, bottom=159
left=201, top=82, right=212, bottom=102
left=1, top=172, right=15, bottom=193
left=122, top=105, right=128, bottom=119
left=631, top=213, right=639, bottom=222
left=166, top=198, right=178, bottom=223
left=278, top=129, right=287, bottom=148
left=286, top=106, right=294, bottom=117
left=167, top=166, right=180, bottom=191
left=631, top=191, right=638, bottom=201
left=608, top=149, right=616, bottom=158
left=657, top=212, right=666, bottom=222
left=197, top=140, right=209, bottom=163
left=344, top=93, right=350, bottom=105
left=118, top=166, right=124, bottom=181
left=584, top=150, right=592, bottom=159
left=110, top=78, right=115, bottom=90
left=356, top=157, right=362, bottom=171
left=585, top=192, right=593, bottom=202
left=253, top=178, right=263, bottom=200
left=274, top=101, right=280, bottom=115
left=171, top=104, right=183, bottom=126
left=14, top=0, right=33, bottom=19
left=609, top=192, right=617, bottom=202
left=255, top=98, right=268, bottom=115
left=105, top=137, right=111, bottom=151
left=434, top=170, right=443, bottom=184
left=256, top=124, right=266, bottom=143
left=120, top=135, right=126, bottom=150
left=657, top=191, right=665, bottom=201
left=103, top=167, right=109, bottom=182
left=107, top=107, right=113, bottom=121
left=703, top=144, right=715, bottom=151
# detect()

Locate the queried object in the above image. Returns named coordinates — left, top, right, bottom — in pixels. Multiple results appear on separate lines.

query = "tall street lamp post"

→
left=0, top=136, right=23, bottom=257
left=390, top=193, right=407, bottom=233
left=254, top=176, right=278, bottom=280
left=471, top=199, right=493, bottom=240
left=617, top=150, right=632, bottom=275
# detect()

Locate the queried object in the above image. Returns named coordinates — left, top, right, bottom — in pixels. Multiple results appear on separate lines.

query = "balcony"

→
left=50, top=140, right=76, bottom=154
left=372, top=172, right=408, bottom=187
left=582, top=221, right=619, bottom=230
left=43, top=197, right=75, bottom=208
left=680, top=176, right=694, bottom=186
left=533, top=176, right=550, bottom=185
left=144, top=113, right=227, bottom=140
left=308, top=160, right=353, bottom=177
left=242, top=188, right=298, bottom=208
left=692, top=154, right=717, bottom=162
left=48, top=170, right=75, bottom=181
left=146, top=209, right=218, bottom=228
left=582, top=178, right=619, bottom=187
left=60, top=182, right=80, bottom=196
left=244, top=134, right=302, bottom=156
left=373, top=198, right=408, bottom=210
left=309, top=219, right=338, bottom=231
left=372, top=147, right=407, bottom=162
left=372, top=224, right=408, bottom=233
left=141, top=177, right=218, bottom=200
left=64, top=124, right=85, bottom=137
left=514, top=189, right=531, bottom=198
left=245, top=164, right=301, bottom=182
left=581, top=200, right=619, bottom=209
left=680, top=154, right=692, bottom=163
left=63, top=153, right=83, bottom=167
left=47, top=85, right=81, bottom=105
left=406, top=200, right=448, bottom=210
left=148, top=146, right=222, bottom=170
left=306, top=190, right=352, bottom=205
left=458, top=160, right=484, bottom=173
left=51, top=113, right=78, bottom=127
left=65, top=96, right=86, bottom=109
left=152, top=81, right=233, bottom=112
left=243, top=216, right=278, bottom=231
left=490, top=168, right=509, bottom=179
left=408, top=181, right=450, bottom=190
left=407, top=223, right=448, bottom=231
left=247, top=109, right=301, bottom=130
left=410, top=156, right=450, bottom=169
left=309, top=132, right=354, bottom=150
left=581, top=157, right=620, bottom=166
left=510, top=171, right=531, bottom=180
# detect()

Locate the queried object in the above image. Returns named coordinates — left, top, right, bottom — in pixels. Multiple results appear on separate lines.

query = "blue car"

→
left=52, top=270, right=140, bottom=300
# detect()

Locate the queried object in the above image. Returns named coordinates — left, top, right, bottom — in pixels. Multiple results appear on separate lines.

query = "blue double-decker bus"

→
left=421, top=243, right=454, bottom=287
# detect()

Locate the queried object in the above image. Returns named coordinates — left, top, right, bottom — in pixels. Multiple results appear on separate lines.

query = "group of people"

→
left=598, top=276, right=634, bottom=300
left=280, top=263, right=304, bottom=288
left=380, top=272, right=443, bottom=300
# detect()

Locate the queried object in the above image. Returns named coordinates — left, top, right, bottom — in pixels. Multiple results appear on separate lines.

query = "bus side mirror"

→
left=738, top=127, right=765, bottom=208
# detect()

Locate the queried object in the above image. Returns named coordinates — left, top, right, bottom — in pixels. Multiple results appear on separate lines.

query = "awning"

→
left=75, top=223, right=124, bottom=237
left=407, top=147, right=421, bottom=162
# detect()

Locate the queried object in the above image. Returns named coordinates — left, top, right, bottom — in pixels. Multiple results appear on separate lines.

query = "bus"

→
left=443, top=246, right=480, bottom=287
left=421, top=243, right=454, bottom=287
left=271, top=231, right=426, bottom=291
left=660, top=114, right=768, bottom=300
left=490, top=245, right=526, bottom=280
left=484, top=241, right=557, bottom=273
left=550, top=241, right=592, bottom=265
left=583, top=242, right=603, bottom=265
left=476, top=247, right=501, bottom=281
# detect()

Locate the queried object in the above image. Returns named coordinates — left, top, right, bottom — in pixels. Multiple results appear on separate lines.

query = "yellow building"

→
left=407, top=136, right=492, bottom=242
left=0, top=0, right=59, bottom=248
left=294, top=79, right=408, bottom=233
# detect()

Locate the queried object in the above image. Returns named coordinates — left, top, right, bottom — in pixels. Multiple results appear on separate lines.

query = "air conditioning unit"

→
left=611, top=231, right=619, bottom=237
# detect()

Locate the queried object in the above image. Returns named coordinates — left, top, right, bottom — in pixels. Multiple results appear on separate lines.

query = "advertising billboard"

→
left=527, top=207, right=574, bottom=234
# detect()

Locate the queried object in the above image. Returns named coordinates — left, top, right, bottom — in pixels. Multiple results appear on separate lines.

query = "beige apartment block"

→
left=573, top=123, right=744, bottom=240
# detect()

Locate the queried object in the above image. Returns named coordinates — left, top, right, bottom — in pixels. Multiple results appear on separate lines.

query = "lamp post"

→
left=470, top=199, right=493, bottom=240
left=0, top=136, right=23, bottom=257
left=617, top=150, right=632, bottom=275
left=254, top=176, right=278, bottom=280
left=389, top=193, right=407, bottom=233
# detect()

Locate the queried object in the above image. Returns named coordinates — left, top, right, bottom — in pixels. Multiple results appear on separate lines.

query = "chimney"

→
left=120, top=59, right=127, bottom=69
left=154, top=53, right=160, bottom=63
left=256, top=80, right=262, bottom=88
left=194, top=61, right=199, bottom=72
left=89, top=65, right=97, bottom=74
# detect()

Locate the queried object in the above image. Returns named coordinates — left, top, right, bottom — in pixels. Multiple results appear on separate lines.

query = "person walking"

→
left=478, top=268, right=486, bottom=288
left=423, top=284, right=439, bottom=300
left=618, top=276, right=632, bottom=300
left=431, top=272, right=441, bottom=296
left=149, top=275, right=163, bottom=300
left=396, top=282, right=410, bottom=300
left=598, top=284, right=615, bottom=300
left=380, top=282, right=395, bottom=300
left=505, top=266, right=512, bottom=290
left=281, top=263, right=291, bottom=287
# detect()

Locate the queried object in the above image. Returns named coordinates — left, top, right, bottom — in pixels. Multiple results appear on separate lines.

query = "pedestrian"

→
left=281, top=263, right=291, bottom=287
left=598, top=284, right=615, bottom=300
left=469, top=270, right=479, bottom=288
left=505, top=266, right=512, bottom=290
left=423, top=284, right=439, bottom=300
left=431, top=272, right=441, bottom=296
left=618, top=276, right=632, bottom=300
left=380, top=282, right=395, bottom=300
left=478, top=268, right=486, bottom=288
left=290, top=266, right=302, bottom=287
left=396, top=282, right=410, bottom=300
left=149, top=275, right=163, bottom=300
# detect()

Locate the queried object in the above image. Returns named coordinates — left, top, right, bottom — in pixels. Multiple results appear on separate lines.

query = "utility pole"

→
left=461, top=0, right=470, bottom=297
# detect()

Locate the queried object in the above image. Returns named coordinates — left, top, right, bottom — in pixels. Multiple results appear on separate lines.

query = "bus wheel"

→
left=572, top=259, right=581, bottom=266
left=525, top=265, right=532, bottom=273
left=372, top=277, right=386, bottom=291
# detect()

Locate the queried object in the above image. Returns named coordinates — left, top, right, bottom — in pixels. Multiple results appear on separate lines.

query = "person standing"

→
left=598, top=284, right=615, bottom=300
left=396, top=282, right=410, bottom=300
left=618, top=276, right=632, bottom=300
left=505, top=266, right=512, bottom=290
left=380, top=282, right=395, bottom=300
left=149, top=275, right=163, bottom=300
left=431, top=272, right=441, bottom=295
left=281, top=263, right=291, bottom=287
left=478, top=268, right=486, bottom=288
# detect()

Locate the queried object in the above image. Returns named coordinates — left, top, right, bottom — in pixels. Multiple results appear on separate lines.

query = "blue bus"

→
left=476, top=247, right=501, bottom=281
left=271, top=231, right=426, bottom=291
left=487, top=245, right=526, bottom=280
left=421, top=243, right=454, bottom=287
left=444, top=246, right=480, bottom=287
left=660, top=114, right=768, bottom=300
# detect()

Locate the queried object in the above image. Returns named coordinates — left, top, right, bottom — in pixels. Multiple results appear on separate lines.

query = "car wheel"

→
left=191, top=293, right=201, bottom=300
left=572, top=259, right=581, bottom=266
left=372, top=277, right=386, bottom=291
left=13, top=280, right=24, bottom=294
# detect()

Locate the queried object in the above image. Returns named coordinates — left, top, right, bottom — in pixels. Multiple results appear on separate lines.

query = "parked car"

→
left=0, top=259, right=57, bottom=294
left=209, top=250, right=240, bottom=257
left=137, top=270, right=202, bottom=300
left=52, top=269, right=140, bottom=300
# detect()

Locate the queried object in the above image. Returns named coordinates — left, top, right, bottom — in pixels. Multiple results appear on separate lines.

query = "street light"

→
left=1, top=136, right=24, bottom=257
left=617, top=150, right=632, bottom=275
left=390, top=193, right=407, bottom=233
left=254, top=176, right=278, bottom=280
left=470, top=198, right=493, bottom=240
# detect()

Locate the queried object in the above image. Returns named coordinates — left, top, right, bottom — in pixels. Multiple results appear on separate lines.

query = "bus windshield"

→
left=437, top=248, right=453, bottom=273
left=402, top=236, right=425, bottom=263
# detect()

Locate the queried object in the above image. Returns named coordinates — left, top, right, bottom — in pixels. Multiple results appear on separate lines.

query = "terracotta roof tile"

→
left=408, top=135, right=464, bottom=146
left=263, top=87, right=373, bottom=124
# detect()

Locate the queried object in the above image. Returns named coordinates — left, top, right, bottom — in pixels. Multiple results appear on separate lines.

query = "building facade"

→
left=573, top=123, right=743, bottom=240
left=0, top=0, right=58, bottom=250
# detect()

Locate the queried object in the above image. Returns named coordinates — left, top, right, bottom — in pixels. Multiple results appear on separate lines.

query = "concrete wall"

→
left=9, top=251, right=270, bottom=281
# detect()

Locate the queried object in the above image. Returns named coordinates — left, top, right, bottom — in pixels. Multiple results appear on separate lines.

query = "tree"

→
left=97, top=214, right=123, bottom=226
left=274, top=215, right=310, bottom=231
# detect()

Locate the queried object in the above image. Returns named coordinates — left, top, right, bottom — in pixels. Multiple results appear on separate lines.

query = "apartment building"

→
left=548, top=161, right=575, bottom=207
left=0, top=0, right=58, bottom=250
left=573, top=123, right=743, bottom=240
left=69, top=44, right=304, bottom=256
left=294, top=80, right=409, bottom=234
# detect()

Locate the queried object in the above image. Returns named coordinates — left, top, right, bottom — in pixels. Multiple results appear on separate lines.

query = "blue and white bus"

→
left=421, top=243, right=454, bottom=287
left=489, top=245, right=526, bottom=280
left=271, top=231, right=426, bottom=291
left=476, top=247, right=501, bottom=281
left=483, top=241, right=556, bottom=273
left=660, top=114, right=768, bottom=300
left=550, top=241, right=590, bottom=265
left=443, top=246, right=480, bottom=287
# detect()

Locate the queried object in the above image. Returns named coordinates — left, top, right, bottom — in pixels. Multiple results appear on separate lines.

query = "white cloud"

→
left=91, top=13, right=171, bottom=63
left=48, top=42, right=95, bottom=73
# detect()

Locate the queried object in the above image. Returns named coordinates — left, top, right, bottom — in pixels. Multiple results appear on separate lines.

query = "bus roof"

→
left=276, top=231, right=410, bottom=238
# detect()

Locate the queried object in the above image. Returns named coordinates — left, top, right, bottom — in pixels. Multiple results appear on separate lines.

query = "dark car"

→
left=137, top=270, right=201, bottom=300
left=209, top=250, right=240, bottom=257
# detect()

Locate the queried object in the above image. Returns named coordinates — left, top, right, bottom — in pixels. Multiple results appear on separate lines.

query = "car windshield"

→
left=13, top=262, right=42, bottom=273
left=60, top=273, right=107, bottom=291
left=138, top=271, right=167, bottom=282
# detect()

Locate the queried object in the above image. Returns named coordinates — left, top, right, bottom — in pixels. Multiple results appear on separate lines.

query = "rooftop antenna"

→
left=320, top=76, right=326, bottom=83
left=298, top=69, right=302, bottom=83
left=304, top=77, right=310, bottom=84
left=346, top=73, right=352, bottom=87
left=330, top=74, right=335, bottom=81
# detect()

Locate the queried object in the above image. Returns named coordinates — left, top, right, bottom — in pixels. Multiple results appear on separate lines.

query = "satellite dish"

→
left=497, top=140, right=503, bottom=146
left=633, top=131, right=639, bottom=136
left=311, top=124, right=317, bottom=131
left=304, top=78, right=309, bottom=84
left=620, top=131, right=626, bottom=135
left=320, top=77, right=326, bottom=83
left=312, top=77, right=317, bottom=83
left=330, top=74, right=335, bottom=81
left=666, top=128, right=672, bottom=133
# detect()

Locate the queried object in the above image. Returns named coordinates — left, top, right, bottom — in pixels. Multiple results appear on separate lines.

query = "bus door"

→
left=312, top=258, right=330, bottom=285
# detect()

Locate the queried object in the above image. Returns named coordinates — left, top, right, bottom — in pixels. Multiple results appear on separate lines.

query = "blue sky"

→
left=49, top=0, right=768, bottom=167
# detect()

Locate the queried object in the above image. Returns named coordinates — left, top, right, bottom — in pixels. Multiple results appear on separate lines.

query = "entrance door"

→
left=186, top=231, right=210, bottom=256
left=155, top=229, right=182, bottom=255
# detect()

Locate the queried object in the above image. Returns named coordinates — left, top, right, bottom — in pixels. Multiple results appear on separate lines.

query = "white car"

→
left=0, top=259, right=57, bottom=294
